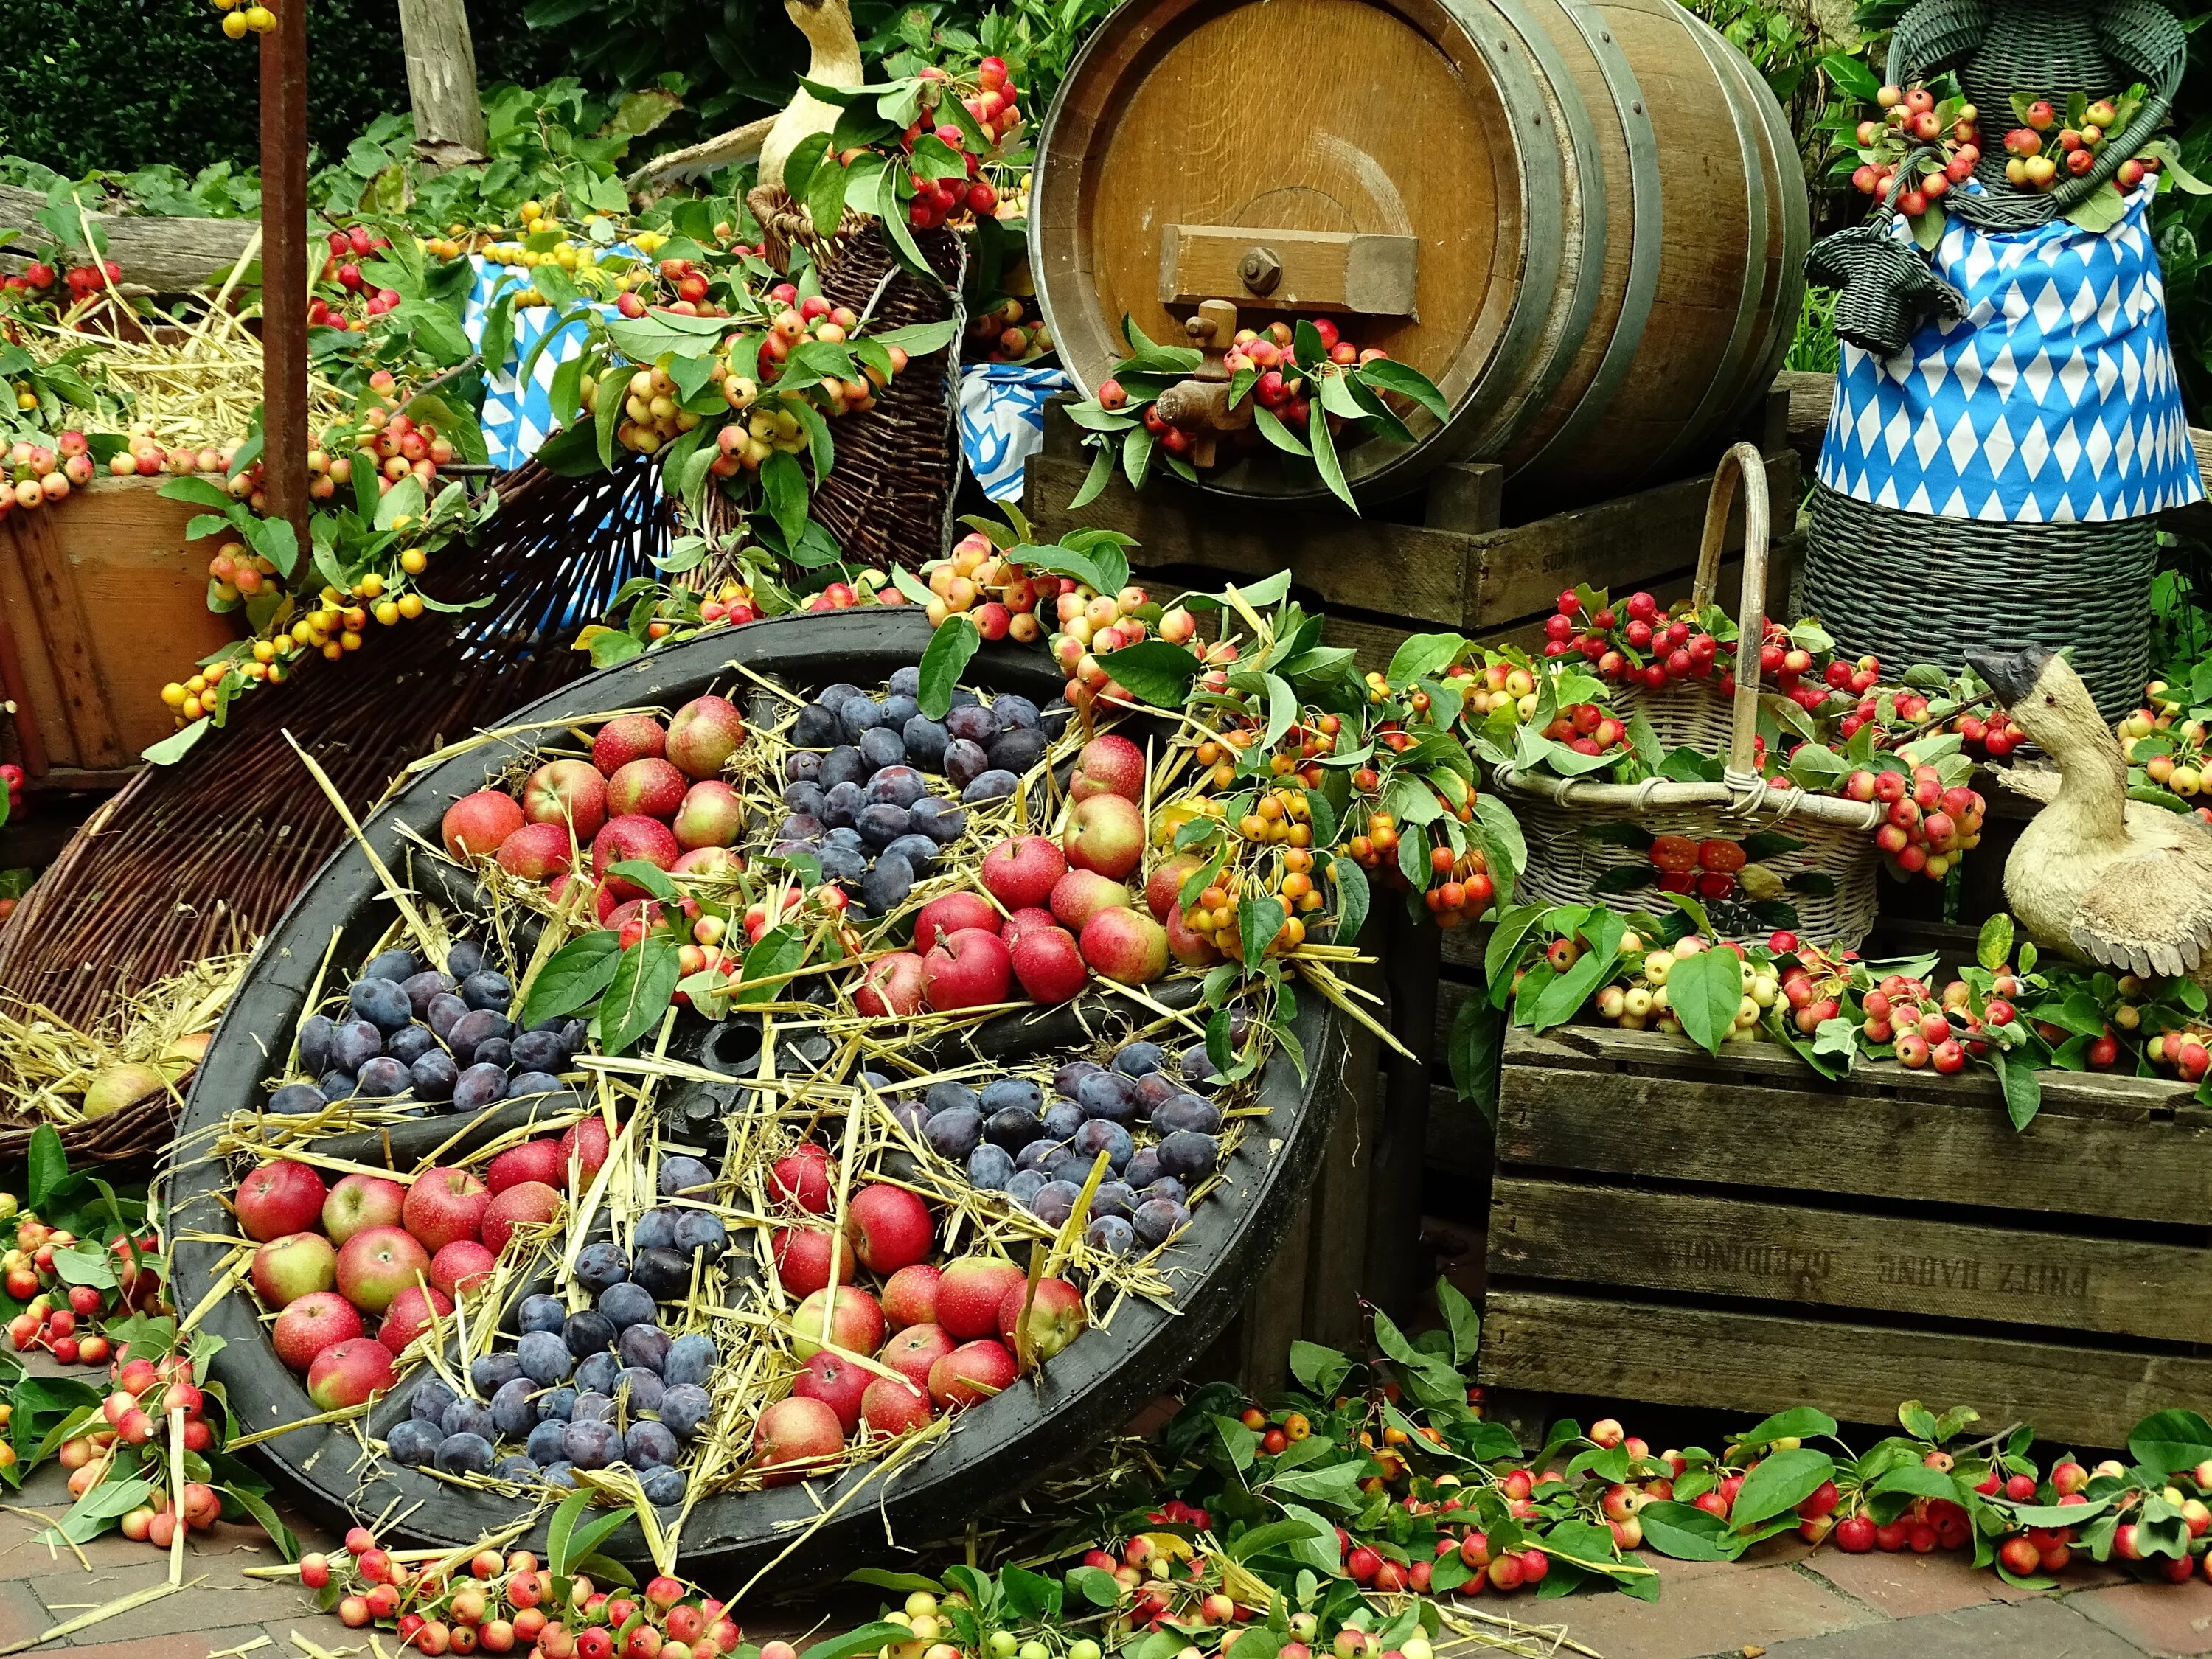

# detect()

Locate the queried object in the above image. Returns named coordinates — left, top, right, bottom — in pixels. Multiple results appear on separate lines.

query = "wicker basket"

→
left=1796, top=481, right=2156, bottom=721
left=1498, top=445, right=1888, bottom=947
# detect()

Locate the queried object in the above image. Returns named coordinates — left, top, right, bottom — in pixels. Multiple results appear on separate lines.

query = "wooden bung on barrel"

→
left=1031, top=0, right=1809, bottom=506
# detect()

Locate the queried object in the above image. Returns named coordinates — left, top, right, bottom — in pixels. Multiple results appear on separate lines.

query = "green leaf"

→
left=1739, top=1407, right=1839, bottom=1447
left=1386, top=633, right=1467, bottom=688
left=1821, top=52, right=1882, bottom=100
left=1328, top=855, right=1369, bottom=944
left=373, top=473, right=425, bottom=532
left=598, top=936, right=682, bottom=1055
left=520, top=932, right=627, bottom=1029
left=1253, top=406, right=1310, bottom=456
left=799, top=1624, right=914, bottom=1659
left=1437, top=1277, right=1481, bottom=1366
left=223, top=1484, right=299, bottom=1561
left=1064, top=1566, right=1119, bottom=1606
left=1976, top=913, right=2014, bottom=972
left=1307, top=399, right=1355, bottom=512
left=1096, top=639, right=1203, bottom=709
left=1068, top=442, right=1116, bottom=510
left=761, top=450, right=811, bottom=549
left=918, top=617, right=981, bottom=721
left=159, top=475, right=234, bottom=510
left=734, top=923, right=806, bottom=1006
left=1354, top=358, right=1450, bottom=422
left=1268, top=1461, right=1366, bottom=1511
left=1988, top=1046, right=2042, bottom=1132
left=1211, top=1413, right=1259, bottom=1472
left=27, top=1124, right=67, bottom=1209
left=1238, top=894, right=1286, bottom=973
left=1287, top=1340, right=1352, bottom=1399
left=1667, top=946, right=1745, bottom=1055
left=2130, top=1411, right=2212, bottom=1476
left=1638, top=1500, right=1748, bottom=1562
left=1727, top=1447, right=1837, bottom=1530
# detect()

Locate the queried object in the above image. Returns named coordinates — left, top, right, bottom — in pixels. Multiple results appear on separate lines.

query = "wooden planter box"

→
left=1479, top=1024, right=2212, bottom=1450
left=0, top=475, right=240, bottom=784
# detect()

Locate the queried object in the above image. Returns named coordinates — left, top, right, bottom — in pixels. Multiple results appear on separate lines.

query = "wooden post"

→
left=397, top=0, right=490, bottom=164
left=258, top=2, right=310, bottom=551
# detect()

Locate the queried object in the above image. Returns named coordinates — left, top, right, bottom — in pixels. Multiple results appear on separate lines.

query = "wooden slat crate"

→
left=1481, top=1023, right=2212, bottom=1450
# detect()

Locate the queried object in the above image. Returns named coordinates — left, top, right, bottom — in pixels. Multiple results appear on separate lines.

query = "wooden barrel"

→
left=1031, top=0, right=1808, bottom=505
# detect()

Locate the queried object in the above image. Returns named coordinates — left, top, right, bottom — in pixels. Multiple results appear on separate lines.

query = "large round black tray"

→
left=169, top=610, right=1343, bottom=1585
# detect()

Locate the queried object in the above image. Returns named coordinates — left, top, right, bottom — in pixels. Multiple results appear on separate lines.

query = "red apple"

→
left=252, top=1232, right=336, bottom=1309
left=378, top=1283, right=454, bottom=1354
left=430, top=1240, right=496, bottom=1298
left=791, top=1286, right=885, bottom=1360
left=557, top=1118, right=613, bottom=1189
left=923, top=927, right=1012, bottom=1011
left=860, top=1375, right=935, bottom=1438
left=664, top=695, right=747, bottom=780
left=271, top=1290, right=363, bottom=1372
left=1068, top=734, right=1146, bottom=803
left=1079, top=908, right=1170, bottom=986
left=1000, top=1276, right=1087, bottom=1363
left=928, top=1339, right=1018, bottom=1410
left=845, top=1184, right=933, bottom=1273
left=769, top=1145, right=835, bottom=1213
left=307, top=1337, right=396, bottom=1410
left=936, top=1256, right=1027, bottom=1340
left=484, top=1139, right=564, bottom=1194
left=998, top=906, right=1060, bottom=948
left=1064, top=795, right=1144, bottom=880
left=880, top=1263, right=942, bottom=1329
left=791, top=1351, right=871, bottom=1433
left=771, top=1227, right=857, bottom=1297
left=1166, top=905, right=1222, bottom=967
left=591, top=816, right=680, bottom=900
left=855, top=952, right=928, bottom=1017
left=523, top=759, right=608, bottom=842
left=481, top=1181, right=563, bottom=1253
left=981, top=836, right=1067, bottom=910
left=591, top=714, right=667, bottom=777
left=752, top=1396, right=844, bottom=1486
left=321, top=1173, right=406, bottom=1245
left=607, top=757, right=688, bottom=821
left=914, top=891, right=998, bottom=954
left=1050, top=869, right=1130, bottom=931
left=881, top=1322, right=956, bottom=1389
left=442, top=790, right=525, bottom=860
left=672, top=781, right=745, bottom=849
left=334, top=1226, right=431, bottom=1317
left=237, top=1161, right=330, bottom=1243
left=1009, top=924, right=1087, bottom=1004
left=402, top=1167, right=490, bottom=1253
left=1147, top=854, right=1203, bottom=921
left=496, top=822, right=573, bottom=882
left=672, top=845, right=742, bottom=879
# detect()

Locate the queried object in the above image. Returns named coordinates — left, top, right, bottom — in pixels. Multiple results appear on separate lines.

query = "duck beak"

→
left=1966, top=647, right=2051, bottom=708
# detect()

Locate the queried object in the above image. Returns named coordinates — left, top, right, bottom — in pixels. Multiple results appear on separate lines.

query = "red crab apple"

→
left=664, top=695, right=747, bottom=779
left=606, top=758, right=688, bottom=821
left=769, top=1144, right=835, bottom=1213
left=1009, top=924, right=1087, bottom=1003
left=855, top=952, right=927, bottom=1017
left=845, top=1183, right=933, bottom=1273
left=251, top=1231, right=336, bottom=1309
left=592, top=817, right=681, bottom=900
left=1050, top=869, right=1130, bottom=931
left=557, top=1118, right=612, bottom=1189
left=591, top=714, right=666, bottom=777
left=307, top=1337, right=396, bottom=1410
left=523, top=760, right=608, bottom=841
left=1166, top=905, right=1222, bottom=967
left=791, top=1351, right=871, bottom=1433
left=1068, top=734, right=1146, bottom=803
left=442, top=791, right=526, bottom=859
left=791, top=1286, right=884, bottom=1360
left=771, top=1228, right=856, bottom=1297
left=935, top=1256, right=1027, bottom=1340
left=237, top=1160, right=330, bottom=1242
left=481, top=1181, right=563, bottom=1252
left=1080, top=908, right=1169, bottom=986
left=1000, top=1275, right=1087, bottom=1362
left=496, top=822, right=573, bottom=883
left=484, top=1139, right=564, bottom=1194
left=271, top=1290, right=364, bottom=1371
left=914, top=891, right=998, bottom=953
left=335, top=1226, right=431, bottom=1317
left=981, top=835, right=1067, bottom=910
left=752, top=1396, right=844, bottom=1486
left=929, top=1338, right=1018, bottom=1409
left=378, top=1283, right=455, bottom=1354
left=1147, top=854, right=1203, bottom=921
left=1064, top=795, right=1145, bottom=880
left=923, top=927, right=1012, bottom=1011
left=430, top=1240, right=496, bottom=1298
left=672, top=782, right=744, bottom=850
left=861, top=1376, right=934, bottom=1437
left=322, top=1174, right=405, bottom=1245
left=402, top=1166, right=490, bottom=1253
left=880, top=1263, right=942, bottom=1329
left=881, top=1322, right=956, bottom=1388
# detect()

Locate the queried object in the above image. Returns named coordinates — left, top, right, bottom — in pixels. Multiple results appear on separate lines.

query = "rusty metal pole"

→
left=258, top=0, right=310, bottom=548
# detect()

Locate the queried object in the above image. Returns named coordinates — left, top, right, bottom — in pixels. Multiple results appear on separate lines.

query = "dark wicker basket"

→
left=1796, top=481, right=2155, bottom=720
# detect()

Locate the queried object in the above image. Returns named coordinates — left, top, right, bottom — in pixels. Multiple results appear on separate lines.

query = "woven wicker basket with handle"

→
left=1498, top=444, right=1889, bottom=947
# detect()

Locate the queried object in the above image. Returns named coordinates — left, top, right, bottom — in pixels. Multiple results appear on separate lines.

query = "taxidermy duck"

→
left=626, top=0, right=861, bottom=257
left=1969, top=646, right=2212, bottom=979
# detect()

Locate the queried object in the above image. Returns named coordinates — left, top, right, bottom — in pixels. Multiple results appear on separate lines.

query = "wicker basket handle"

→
left=1698, top=442, right=1773, bottom=779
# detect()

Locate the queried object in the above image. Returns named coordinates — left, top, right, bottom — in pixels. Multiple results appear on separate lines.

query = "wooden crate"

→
left=1480, top=1023, right=2212, bottom=1450
left=0, top=476, right=240, bottom=784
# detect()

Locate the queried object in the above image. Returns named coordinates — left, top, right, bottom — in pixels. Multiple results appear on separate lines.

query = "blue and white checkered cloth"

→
left=461, top=252, right=630, bottom=470
left=959, top=363, right=1071, bottom=501
left=1818, top=182, right=2202, bottom=524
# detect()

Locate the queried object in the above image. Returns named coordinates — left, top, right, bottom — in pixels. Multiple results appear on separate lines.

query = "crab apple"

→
left=237, top=1160, right=330, bottom=1242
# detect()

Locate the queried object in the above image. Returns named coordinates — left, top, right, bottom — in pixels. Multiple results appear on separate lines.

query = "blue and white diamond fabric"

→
left=959, top=362, right=1071, bottom=501
left=461, top=253, right=633, bottom=470
left=1818, top=183, right=2202, bottom=524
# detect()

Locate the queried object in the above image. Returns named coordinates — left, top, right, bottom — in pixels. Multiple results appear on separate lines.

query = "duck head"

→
left=1966, top=646, right=2107, bottom=757
left=787, top=0, right=856, bottom=46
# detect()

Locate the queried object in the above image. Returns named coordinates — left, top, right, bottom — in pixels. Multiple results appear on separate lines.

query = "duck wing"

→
left=2070, top=835, right=2212, bottom=977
